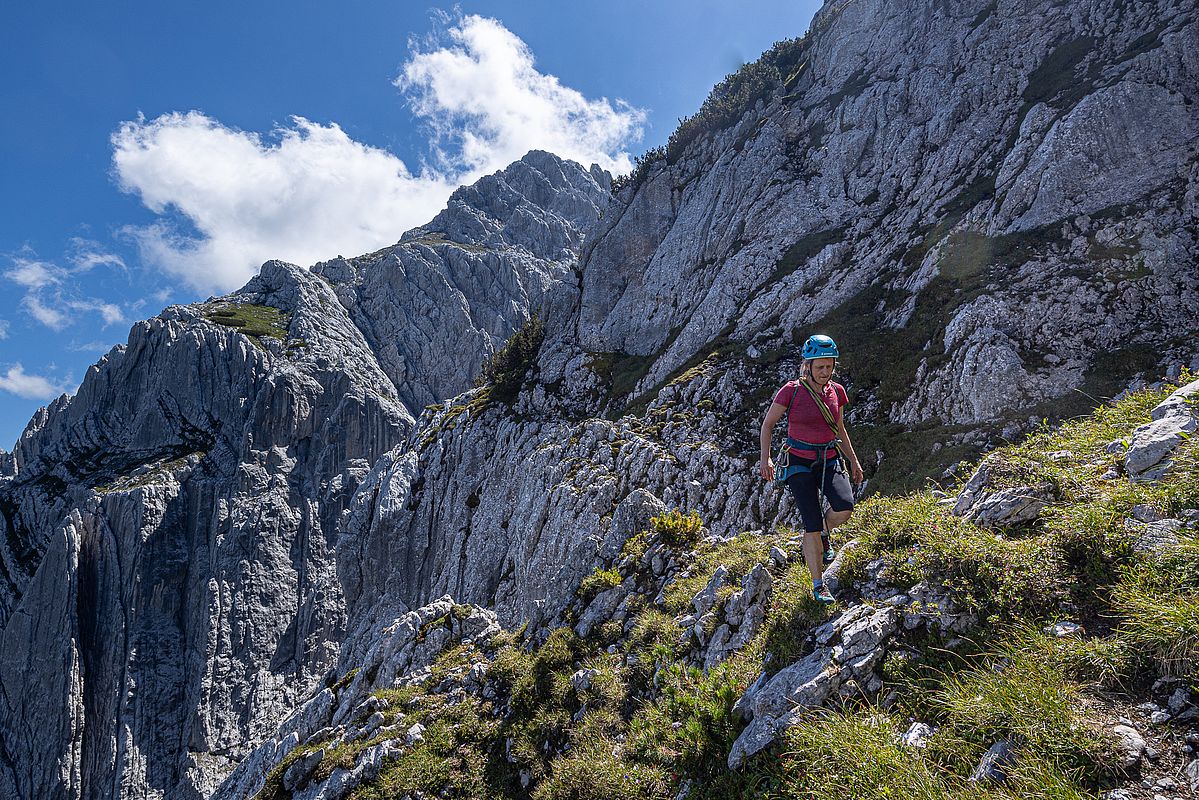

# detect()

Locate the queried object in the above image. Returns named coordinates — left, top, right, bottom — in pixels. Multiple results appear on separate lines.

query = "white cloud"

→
left=4, top=254, right=127, bottom=331
left=22, top=295, right=68, bottom=329
left=0, top=364, right=71, bottom=401
left=21, top=295, right=125, bottom=330
left=67, top=238, right=127, bottom=273
left=110, top=14, right=644, bottom=294
left=398, top=14, right=644, bottom=177
left=68, top=340, right=118, bottom=354
left=5, top=257, right=66, bottom=289
left=3, top=244, right=128, bottom=334
left=113, top=115, right=456, bottom=293
left=67, top=299, right=125, bottom=325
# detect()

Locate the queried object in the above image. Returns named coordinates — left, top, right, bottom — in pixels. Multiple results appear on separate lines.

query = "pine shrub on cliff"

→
left=476, top=316, right=545, bottom=405
left=612, top=37, right=808, bottom=193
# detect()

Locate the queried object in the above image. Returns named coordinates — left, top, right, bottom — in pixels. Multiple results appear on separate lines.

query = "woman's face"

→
left=808, top=357, right=835, bottom=383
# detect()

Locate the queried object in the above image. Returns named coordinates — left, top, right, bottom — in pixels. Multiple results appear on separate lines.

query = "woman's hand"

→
left=759, top=457, right=775, bottom=481
left=849, top=461, right=864, bottom=485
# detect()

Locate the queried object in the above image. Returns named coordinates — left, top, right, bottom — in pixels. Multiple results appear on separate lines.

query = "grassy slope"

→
left=263, top=376, right=1198, bottom=800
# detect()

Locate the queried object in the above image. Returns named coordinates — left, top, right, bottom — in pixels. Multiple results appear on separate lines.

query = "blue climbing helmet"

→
left=802, top=334, right=840, bottom=360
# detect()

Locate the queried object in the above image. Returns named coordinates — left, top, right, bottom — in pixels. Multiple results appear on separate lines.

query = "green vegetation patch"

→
left=532, top=738, right=670, bottom=800
left=1023, top=36, right=1097, bottom=110
left=765, top=226, right=848, bottom=285
left=1112, top=537, right=1199, bottom=678
left=650, top=509, right=704, bottom=549
left=934, top=634, right=1117, bottom=784
left=662, top=530, right=772, bottom=615
left=352, top=696, right=497, bottom=799
left=782, top=712, right=964, bottom=798
left=589, top=350, right=657, bottom=400
left=757, top=557, right=838, bottom=672
left=94, top=451, right=205, bottom=494
left=839, top=377, right=1199, bottom=625
left=476, top=316, right=545, bottom=405
left=627, top=660, right=757, bottom=784
left=203, top=302, right=289, bottom=344
left=578, top=568, right=623, bottom=603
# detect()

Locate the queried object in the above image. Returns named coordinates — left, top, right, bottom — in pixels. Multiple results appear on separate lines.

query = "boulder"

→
left=899, top=722, right=935, bottom=749
left=575, top=584, right=629, bottom=638
left=952, top=458, right=1051, bottom=527
left=1126, top=379, right=1199, bottom=480
left=1186, top=758, right=1199, bottom=792
left=970, top=739, right=1017, bottom=783
left=282, top=748, right=325, bottom=792
left=727, top=648, right=839, bottom=768
left=691, top=565, right=730, bottom=616
left=1108, top=723, right=1145, bottom=769
left=1126, top=518, right=1183, bottom=554
left=968, top=486, right=1048, bottom=527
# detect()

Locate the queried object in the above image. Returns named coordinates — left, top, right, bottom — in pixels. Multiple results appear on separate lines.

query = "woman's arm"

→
left=759, top=402, right=787, bottom=480
left=836, top=417, right=864, bottom=485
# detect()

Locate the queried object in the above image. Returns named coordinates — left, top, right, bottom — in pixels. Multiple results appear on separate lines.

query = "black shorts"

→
left=784, top=456, right=854, bottom=533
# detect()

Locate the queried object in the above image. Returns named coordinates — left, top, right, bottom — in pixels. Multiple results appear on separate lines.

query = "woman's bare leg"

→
left=803, top=529, right=825, bottom=583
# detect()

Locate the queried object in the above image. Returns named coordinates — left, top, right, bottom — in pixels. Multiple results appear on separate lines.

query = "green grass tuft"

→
left=1111, top=538, right=1199, bottom=677
left=578, top=568, right=623, bottom=603
left=203, top=302, right=289, bottom=346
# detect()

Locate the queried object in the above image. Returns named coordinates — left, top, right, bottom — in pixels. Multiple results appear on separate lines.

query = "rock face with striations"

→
left=0, top=261, right=413, bottom=800
left=313, top=151, right=610, bottom=412
left=0, top=152, right=608, bottom=799
left=571, top=0, right=1197, bottom=434
left=2, top=0, right=1198, bottom=798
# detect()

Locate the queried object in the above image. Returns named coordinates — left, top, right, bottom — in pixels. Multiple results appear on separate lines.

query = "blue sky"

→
left=0, top=0, right=821, bottom=450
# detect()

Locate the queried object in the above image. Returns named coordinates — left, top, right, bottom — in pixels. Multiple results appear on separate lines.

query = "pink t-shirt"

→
left=772, top=379, right=848, bottom=458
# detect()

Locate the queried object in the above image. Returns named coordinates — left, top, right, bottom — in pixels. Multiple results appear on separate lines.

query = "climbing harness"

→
left=775, top=372, right=847, bottom=567
left=773, top=377, right=844, bottom=484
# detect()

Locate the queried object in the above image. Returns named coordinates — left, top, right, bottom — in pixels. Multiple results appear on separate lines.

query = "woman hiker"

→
left=758, top=334, right=864, bottom=604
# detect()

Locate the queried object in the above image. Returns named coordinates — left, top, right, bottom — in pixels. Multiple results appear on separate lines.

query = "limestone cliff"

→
left=0, top=153, right=606, bottom=799
left=574, top=0, right=1197, bottom=442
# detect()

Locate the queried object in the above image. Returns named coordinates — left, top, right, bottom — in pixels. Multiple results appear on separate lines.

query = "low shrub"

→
left=628, top=660, right=752, bottom=780
left=650, top=509, right=704, bottom=548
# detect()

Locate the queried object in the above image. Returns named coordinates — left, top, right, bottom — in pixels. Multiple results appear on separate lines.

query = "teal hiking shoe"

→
left=813, top=584, right=835, bottom=604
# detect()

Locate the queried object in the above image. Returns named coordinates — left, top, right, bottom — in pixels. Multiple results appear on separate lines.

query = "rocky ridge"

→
left=220, top=378, right=1199, bottom=800
left=0, top=152, right=608, bottom=799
